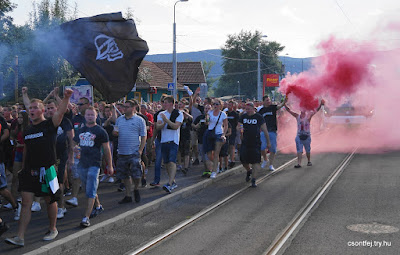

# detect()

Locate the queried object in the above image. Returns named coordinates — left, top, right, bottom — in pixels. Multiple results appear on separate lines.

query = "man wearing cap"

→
left=238, top=102, right=271, bottom=187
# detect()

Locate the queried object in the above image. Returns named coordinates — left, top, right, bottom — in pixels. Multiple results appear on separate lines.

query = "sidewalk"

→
left=0, top=159, right=246, bottom=255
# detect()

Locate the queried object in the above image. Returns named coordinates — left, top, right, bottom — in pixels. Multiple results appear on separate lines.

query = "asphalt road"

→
left=141, top=152, right=348, bottom=255
left=283, top=151, right=400, bottom=255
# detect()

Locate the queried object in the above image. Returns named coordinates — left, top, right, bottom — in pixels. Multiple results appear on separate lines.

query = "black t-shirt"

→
left=0, top=116, right=10, bottom=163
left=102, top=120, right=116, bottom=142
left=239, top=113, right=265, bottom=146
left=258, top=105, right=278, bottom=132
left=180, top=117, right=192, bottom=141
left=24, top=119, right=58, bottom=169
left=73, top=125, right=109, bottom=168
left=226, top=110, right=239, bottom=131
left=154, top=110, right=163, bottom=140
left=56, top=117, right=73, bottom=156
left=193, top=115, right=208, bottom=144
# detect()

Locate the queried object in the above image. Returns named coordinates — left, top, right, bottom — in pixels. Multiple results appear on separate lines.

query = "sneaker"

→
left=307, top=162, right=312, bottom=166
left=64, top=188, right=72, bottom=196
left=202, top=171, right=211, bottom=178
left=210, top=172, right=217, bottom=179
left=80, top=217, right=90, bottom=228
left=0, top=222, right=10, bottom=236
left=134, top=190, right=141, bottom=203
left=90, top=205, right=104, bottom=218
left=3, top=203, right=12, bottom=209
left=66, top=197, right=78, bottom=207
left=193, top=159, right=200, bottom=165
left=57, top=207, right=65, bottom=219
left=294, top=164, right=302, bottom=168
left=99, top=174, right=109, bottom=182
left=163, top=184, right=172, bottom=194
left=150, top=182, right=160, bottom=187
left=108, top=177, right=115, bottom=183
left=14, top=203, right=21, bottom=221
left=43, top=229, right=58, bottom=241
left=245, top=170, right=252, bottom=182
left=31, top=201, right=41, bottom=212
left=171, top=182, right=178, bottom=190
left=224, top=167, right=228, bottom=172
left=269, top=165, right=276, bottom=171
left=5, top=236, right=24, bottom=247
left=228, top=161, right=235, bottom=168
left=217, top=168, right=223, bottom=173
left=118, top=196, right=132, bottom=204
left=182, top=168, right=188, bottom=174
left=117, top=183, right=126, bottom=192
left=141, top=178, right=147, bottom=188
left=261, top=160, right=268, bottom=169
left=251, top=178, right=257, bottom=187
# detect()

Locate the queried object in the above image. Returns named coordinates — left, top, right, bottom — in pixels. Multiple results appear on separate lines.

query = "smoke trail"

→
left=277, top=22, right=400, bottom=154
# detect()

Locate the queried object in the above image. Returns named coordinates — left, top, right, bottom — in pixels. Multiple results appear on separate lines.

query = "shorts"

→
left=14, top=151, right=23, bottom=163
left=295, top=135, right=311, bottom=153
left=261, top=131, right=277, bottom=153
left=116, top=153, right=142, bottom=180
left=235, top=130, right=242, bottom=145
left=228, top=131, right=236, bottom=146
left=70, top=159, right=80, bottom=179
left=204, top=129, right=224, bottom=153
left=219, top=141, right=229, bottom=157
left=191, top=131, right=198, bottom=147
left=0, top=163, right=7, bottom=190
left=240, top=143, right=261, bottom=164
left=78, top=166, right=100, bottom=198
left=56, top=150, right=68, bottom=184
left=179, top=139, right=191, bottom=156
left=161, top=142, right=179, bottom=164
left=18, top=166, right=60, bottom=203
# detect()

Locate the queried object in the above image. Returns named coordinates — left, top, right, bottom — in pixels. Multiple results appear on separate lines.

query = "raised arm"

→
left=52, top=89, right=73, bottom=127
left=284, top=104, right=298, bottom=118
left=22, top=87, right=30, bottom=109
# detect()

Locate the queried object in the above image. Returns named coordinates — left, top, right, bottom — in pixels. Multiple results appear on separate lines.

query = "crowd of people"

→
left=0, top=86, right=324, bottom=246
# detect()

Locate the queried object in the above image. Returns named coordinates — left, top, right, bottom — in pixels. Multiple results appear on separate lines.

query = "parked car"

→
left=322, top=102, right=374, bottom=127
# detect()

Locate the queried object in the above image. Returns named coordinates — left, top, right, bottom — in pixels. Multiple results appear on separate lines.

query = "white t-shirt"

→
left=208, top=110, right=227, bottom=135
left=157, top=110, right=184, bottom=145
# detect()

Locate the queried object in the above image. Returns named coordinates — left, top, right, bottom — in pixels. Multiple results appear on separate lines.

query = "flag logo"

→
left=95, top=34, right=124, bottom=62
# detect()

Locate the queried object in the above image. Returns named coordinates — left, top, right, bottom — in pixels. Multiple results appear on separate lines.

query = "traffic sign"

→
left=168, top=83, right=175, bottom=91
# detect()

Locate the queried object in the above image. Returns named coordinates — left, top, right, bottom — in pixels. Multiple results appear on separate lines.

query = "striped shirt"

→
left=116, top=114, right=146, bottom=155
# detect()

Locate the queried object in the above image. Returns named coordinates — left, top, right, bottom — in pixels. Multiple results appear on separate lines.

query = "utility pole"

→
left=237, top=80, right=240, bottom=101
left=14, top=56, right=19, bottom=103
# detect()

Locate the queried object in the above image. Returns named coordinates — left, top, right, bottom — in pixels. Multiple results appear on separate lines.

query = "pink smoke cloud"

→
left=277, top=26, right=400, bottom=154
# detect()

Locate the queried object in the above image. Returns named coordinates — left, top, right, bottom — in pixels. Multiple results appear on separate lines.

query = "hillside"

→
left=144, top=49, right=313, bottom=79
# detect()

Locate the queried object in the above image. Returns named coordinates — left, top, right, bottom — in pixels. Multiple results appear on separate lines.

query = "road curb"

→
left=24, top=165, right=245, bottom=255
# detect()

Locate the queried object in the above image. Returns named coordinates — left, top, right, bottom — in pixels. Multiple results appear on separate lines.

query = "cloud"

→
left=280, top=5, right=306, bottom=24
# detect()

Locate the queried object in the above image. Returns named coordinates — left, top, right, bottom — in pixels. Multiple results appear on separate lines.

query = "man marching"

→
left=239, top=102, right=271, bottom=187
left=5, top=88, right=73, bottom=247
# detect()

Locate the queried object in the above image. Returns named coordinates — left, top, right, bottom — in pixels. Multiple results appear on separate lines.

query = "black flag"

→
left=58, top=12, right=148, bottom=102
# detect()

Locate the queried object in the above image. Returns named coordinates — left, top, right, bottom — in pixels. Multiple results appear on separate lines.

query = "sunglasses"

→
left=213, top=103, right=220, bottom=106
left=77, top=103, right=87, bottom=106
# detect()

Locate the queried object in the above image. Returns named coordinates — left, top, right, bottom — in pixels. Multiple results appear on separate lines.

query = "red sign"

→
left=148, top=87, right=157, bottom=94
left=263, top=74, right=280, bottom=88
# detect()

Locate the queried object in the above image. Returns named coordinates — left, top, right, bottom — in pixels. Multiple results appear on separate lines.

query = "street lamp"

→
left=237, top=80, right=240, bottom=101
left=257, top=35, right=268, bottom=101
left=172, top=0, right=188, bottom=100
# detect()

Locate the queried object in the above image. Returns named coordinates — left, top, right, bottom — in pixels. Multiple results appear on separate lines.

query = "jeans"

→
left=154, top=138, right=162, bottom=183
left=78, top=166, right=100, bottom=198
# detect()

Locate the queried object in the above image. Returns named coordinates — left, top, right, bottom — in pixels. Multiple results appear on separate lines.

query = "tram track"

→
left=128, top=147, right=357, bottom=255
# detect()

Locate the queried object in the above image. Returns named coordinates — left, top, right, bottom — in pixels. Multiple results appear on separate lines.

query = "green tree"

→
left=215, top=30, right=284, bottom=99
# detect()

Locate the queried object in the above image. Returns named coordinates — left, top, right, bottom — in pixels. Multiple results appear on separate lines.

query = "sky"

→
left=9, top=0, right=400, bottom=58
